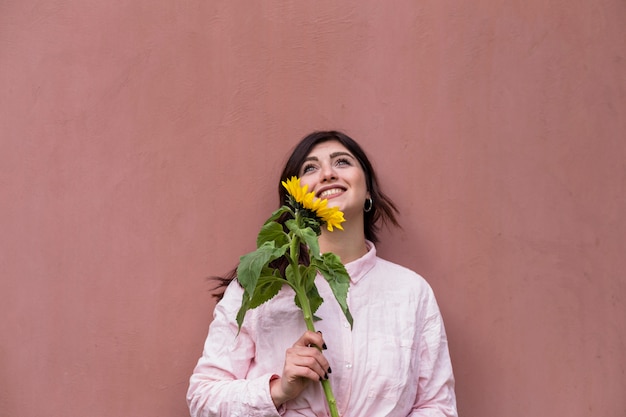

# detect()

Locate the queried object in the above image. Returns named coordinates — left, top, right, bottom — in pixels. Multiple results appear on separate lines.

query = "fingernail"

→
left=327, top=367, right=332, bottom=374
left=322, top=343, right=328, bottom=350
left=324, top=372, right=328, bottom=380
left=317, top=330, right=323, bottom=335
left=319, top=376, right=323, bottom=381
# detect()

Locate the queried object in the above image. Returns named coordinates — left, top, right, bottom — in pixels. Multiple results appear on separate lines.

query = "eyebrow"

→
left=303, top=151, right=355, bottom=162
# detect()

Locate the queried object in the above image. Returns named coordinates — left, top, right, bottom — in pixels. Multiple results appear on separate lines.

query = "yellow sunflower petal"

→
left=318, top=205, right=345, bottom=231
left=282, top=177, right=308, bottom=203
left=282, top=176, right=345, bottom=232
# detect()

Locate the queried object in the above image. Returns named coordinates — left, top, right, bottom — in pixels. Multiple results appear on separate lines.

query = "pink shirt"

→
left=188, top=243, right=457, bottom=417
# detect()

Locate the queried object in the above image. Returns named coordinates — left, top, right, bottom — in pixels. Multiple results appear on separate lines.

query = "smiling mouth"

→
left=318, top=188, right=344, bottom=199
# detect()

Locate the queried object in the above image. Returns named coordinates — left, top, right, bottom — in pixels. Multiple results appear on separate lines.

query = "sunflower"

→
left=281, top=176, right=345, bottom=232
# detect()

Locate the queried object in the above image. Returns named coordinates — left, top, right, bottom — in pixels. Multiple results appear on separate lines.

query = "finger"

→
left=295, top=330, right=327, bottom=351
left=285, top=353, right=329, bottom=382
left=290, top=362, right=328, bottom=382
left=286, top=346, right=331, bottom=380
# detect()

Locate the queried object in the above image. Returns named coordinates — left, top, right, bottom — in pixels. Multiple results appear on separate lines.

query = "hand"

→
left=270, top=330, right=331, bottom=407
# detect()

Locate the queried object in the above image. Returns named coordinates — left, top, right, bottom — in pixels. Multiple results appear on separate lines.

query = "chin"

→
left=325, top=200, right=343, bottom=209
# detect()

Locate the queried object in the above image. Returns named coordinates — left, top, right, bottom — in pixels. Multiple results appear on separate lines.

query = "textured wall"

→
left=1, top=1, right=625, bottom=416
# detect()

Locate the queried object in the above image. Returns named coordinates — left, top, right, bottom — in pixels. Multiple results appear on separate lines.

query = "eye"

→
left=335, top=157, right=352, bottom=167
left=301, top=163, right=317, bottom=175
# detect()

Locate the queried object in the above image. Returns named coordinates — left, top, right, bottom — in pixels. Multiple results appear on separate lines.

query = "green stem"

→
left=289, top=212, right=340, bottom=417
left=294, top=281, right=341, bottom=417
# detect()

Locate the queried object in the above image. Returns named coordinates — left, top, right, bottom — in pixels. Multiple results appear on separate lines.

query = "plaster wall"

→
left=1, top=1, right=625, bottom=416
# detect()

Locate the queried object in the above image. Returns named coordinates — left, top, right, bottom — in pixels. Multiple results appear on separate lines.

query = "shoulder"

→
left=367, top=256, right=441, bottom=309
left=372, top=257, right=431, bottom=289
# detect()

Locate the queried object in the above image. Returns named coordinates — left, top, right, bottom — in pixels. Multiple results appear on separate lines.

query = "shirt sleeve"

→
left=409, top=287, right=458, bottom=417
left=187, top=282, right=282, bottom=417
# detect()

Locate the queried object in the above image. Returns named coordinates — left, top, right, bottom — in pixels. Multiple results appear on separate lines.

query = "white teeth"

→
left=319, top=188, right=343, bottom=198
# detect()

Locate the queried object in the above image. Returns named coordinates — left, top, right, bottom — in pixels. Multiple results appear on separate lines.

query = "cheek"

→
left=354, top=174, right=369, bottom=196
left=299, top=177, right=316, bottom=192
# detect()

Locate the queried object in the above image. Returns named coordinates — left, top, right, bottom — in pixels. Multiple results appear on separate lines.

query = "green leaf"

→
left=237, top=269, right=292, bottom=331
left=313, top=253, right=353, bottom=328
left=256, top=221, right=289, bottom=248
left=293, top=284, right=324, bottom=318
left=298, top=227, right=321, bottom=260
left=236, top=292, right=252, bottom=331
left=302, top=265, right=317, bottom=292
left=249, top=274, right=286, bottom=309
left=284, top=263, right=298, bottom=287
left=291, top=266, right=323, bottom=318
left=266, top=206, right=292, bottom=224
left=285, top=220, right=320, bottom=259
left=306, top=284, right=324, bottom=316
left=285, top=219, right=299, bottom=233
left=302, top=215, right=322, bottom=236
left=237, top=241, right=287, bottom=298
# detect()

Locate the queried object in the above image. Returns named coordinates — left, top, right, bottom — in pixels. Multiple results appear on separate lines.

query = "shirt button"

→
left=345, top=363, right=352, bottom=369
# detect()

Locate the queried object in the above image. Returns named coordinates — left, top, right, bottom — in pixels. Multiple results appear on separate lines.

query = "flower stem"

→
left=295, top=286, right=341, bottom=417
left=289, top=216, right=341, bottom=417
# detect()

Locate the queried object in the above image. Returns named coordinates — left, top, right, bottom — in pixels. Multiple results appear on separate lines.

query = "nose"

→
left=320, top=162, right=337, bottom=182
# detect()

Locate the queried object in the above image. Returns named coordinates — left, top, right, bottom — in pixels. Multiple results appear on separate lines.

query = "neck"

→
left=318, top=220, right=368, bottom=264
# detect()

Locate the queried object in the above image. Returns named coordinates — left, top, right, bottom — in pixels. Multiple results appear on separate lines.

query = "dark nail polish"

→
left=324, top=372, right=328, bottom=380
left=322, top=343, right=328, bottom=350
left=327, top=367, right=332, bottom=374
left=319, top=376, right=323, bottom=381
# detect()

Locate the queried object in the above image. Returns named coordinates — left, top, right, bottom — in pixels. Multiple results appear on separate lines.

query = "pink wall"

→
left=1, top=1, right=625, bottom=416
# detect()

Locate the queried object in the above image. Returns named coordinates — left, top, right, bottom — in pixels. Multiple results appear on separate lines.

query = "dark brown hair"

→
left=212, top=130, right=400, bottom=299
left=278, top=130, right=399, bottom=242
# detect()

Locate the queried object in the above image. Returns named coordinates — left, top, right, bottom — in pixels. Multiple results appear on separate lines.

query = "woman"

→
left=188, top=131, right=457, bottom=417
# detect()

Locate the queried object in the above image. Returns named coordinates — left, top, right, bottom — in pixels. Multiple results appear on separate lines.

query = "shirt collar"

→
left=344, top=240, right=377, bottom=284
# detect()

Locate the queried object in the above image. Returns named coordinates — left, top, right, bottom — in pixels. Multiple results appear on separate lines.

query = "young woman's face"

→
left=298, top=140, right=369, bottom=220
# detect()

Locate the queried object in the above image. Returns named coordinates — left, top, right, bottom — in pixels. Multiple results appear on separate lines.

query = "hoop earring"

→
left=364, top=197, right=373, bottom=213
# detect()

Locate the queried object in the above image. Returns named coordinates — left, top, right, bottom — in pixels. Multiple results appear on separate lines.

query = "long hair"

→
left=211, top=130, right=400, bottom=299
left=278, top=130, right=399, bottom=242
